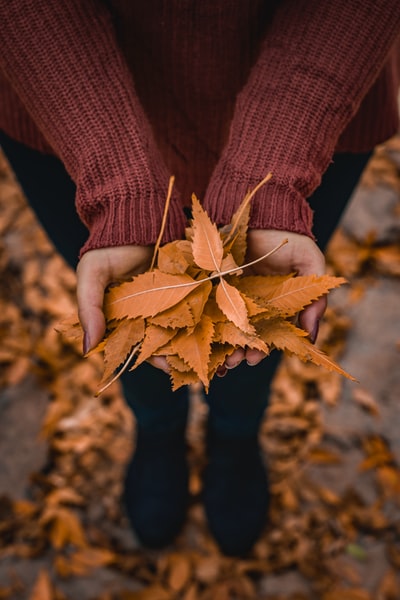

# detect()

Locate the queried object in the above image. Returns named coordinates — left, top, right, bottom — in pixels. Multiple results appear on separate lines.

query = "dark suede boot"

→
left=123, top=426, right=189, bottom=549
left=203, top=430, right=270, bottom=557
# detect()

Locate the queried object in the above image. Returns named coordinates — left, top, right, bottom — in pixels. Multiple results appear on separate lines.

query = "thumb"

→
left=76, top=258, right=108, bottom=354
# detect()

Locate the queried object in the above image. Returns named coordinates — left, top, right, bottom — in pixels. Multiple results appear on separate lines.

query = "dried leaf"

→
left=214, top=321, right=268, bottom=354
left=191, top=194, right=223, bottom=271
left=29, top=570, right=53, bottom=600
left=133, top=325, right=177, bottom=368
left=157, top=241, right=191, bottom=274
left=215, top=279, right=254, bottom=334
left=100, top=318, right=145, bottom=383
left=170, top=314, right=214, bottom=388
left=105, top=271, right=200, bottom=320
left=166, top=553, right=192, bottom=592
left=256, top=318, right=355, bottom=380
left=119, top=584, right=172, bottom=600
left=235, top=273, right=346, bottom=316
left=41, top=507, right=87, bottom=549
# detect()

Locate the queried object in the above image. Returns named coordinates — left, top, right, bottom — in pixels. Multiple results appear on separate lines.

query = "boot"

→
left=203, top=429, right=270, bottom=556
left=123, top=425, right=189, bottom=548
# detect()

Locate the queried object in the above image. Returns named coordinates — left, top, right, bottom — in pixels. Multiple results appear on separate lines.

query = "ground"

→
left=0, top=137, right=400, bottom=600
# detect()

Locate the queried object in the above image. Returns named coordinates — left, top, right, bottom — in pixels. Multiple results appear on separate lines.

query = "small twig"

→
left=150, top=175, right=175, bottom=271
left=96, top=343, right=141, bottom=395
left=223, top=173, right=272, bottom=247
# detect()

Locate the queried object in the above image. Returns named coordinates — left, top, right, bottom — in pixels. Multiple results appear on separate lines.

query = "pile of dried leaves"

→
left=1, top=137, right=400, bottom=600
left=63, top=176, right=352, bottom=394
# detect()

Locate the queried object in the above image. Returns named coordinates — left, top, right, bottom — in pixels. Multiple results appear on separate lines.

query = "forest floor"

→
left=1, top=136, right=400, bottom=600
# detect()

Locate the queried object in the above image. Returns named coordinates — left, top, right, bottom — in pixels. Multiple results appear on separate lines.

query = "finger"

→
left=225, top=347, right=245, bottom=369
left=147, top=355, right=170, bottom=374
left=245, top=348, right=267, bottom=366
left=76, top=259, right=108, bottom=354
left=298, top=295, right=327, bottom=342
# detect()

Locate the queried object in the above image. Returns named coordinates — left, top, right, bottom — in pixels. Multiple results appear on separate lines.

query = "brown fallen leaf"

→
left=29, top=570, right=53, bottom=600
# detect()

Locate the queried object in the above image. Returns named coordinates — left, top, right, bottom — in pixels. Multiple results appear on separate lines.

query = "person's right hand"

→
left=76, top=244, right=153, bottom=355
left=222, top=229, right=327, bottom=371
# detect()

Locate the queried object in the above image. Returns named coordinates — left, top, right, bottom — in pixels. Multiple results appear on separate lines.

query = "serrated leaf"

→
left=215, top=278, right=255, bottom=334
left=223, top=197, right=251, bottom=265
left=149, top=296, right=195, bottom=328
left=207, top=343, right=237, bottom=381
left=235, top=274, right=346, bottom=316
left=214, top=321, right=269, bottom=354
left=133, top=324, right=177, bottom=368
left=186, top=280, right=213, bottom=328
left=219, top=253, right=241, bottom=276
left=105, top=271, right=200, bottom=320
left=99, top=318, right=145, bottom=385
left=170, top=314, right=214, bottom=387
left=157, top=241, right=191, bottom=274
left=166, top=355, right=192, bottom=373
left=191, top=194, right=224, bottom=271
left=256, top=318, right=355, bottom=380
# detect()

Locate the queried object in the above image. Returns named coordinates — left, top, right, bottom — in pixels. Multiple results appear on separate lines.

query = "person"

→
left=0, top=1, right=399, bottom=557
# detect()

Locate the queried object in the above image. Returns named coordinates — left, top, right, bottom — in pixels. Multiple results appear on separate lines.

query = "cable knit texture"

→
left=0, top=0, right=399, bottom=253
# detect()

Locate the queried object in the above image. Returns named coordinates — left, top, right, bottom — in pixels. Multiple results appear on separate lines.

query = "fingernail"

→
left=246, top=360, right=259, bottom=367
left=83, top=331, right=90, bottom=355
left=216, top=365, right=228, bottom=378
left=310, top=320, right=320, bottom=344
left=225, top=361, right=240, bottom=370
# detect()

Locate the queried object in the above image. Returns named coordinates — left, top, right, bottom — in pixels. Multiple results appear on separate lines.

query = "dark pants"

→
left=0, top=132, right=371, bottom=437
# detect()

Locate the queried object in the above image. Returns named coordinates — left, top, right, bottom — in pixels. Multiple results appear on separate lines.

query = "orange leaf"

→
left=207, top=343, right=236, bottom=381
left=166, top=354, right=192, bottom=373
left=219, top=253, right=241, bottom=275
left=222, top=198, right=251, bottom=266
left=157, top=240, right=191, bottom=274
left=186, top=280, right=213, bottom=329
left=150, top=281, right=212, bottom=330
left=150, top=296, right=195, bottom=329
left=41, top=507, right=87, bottom=549
left=191, top=194, right=224, bottom=271
left=166, top=553, right=192, bottom=592
left=256, top=318, right=355, bottom=380
left=100, top=318, right=145, bottom=383
left=307, top=447, right=343, bottom=464
left=170, top=314, right=214, bottom=388
left=214, top=321, right=269, bottom=353
left=134, top=325, right=177, bottom=368
left=29, top=570, right=53, bottom=600
left=169, top=366, right=199, bottom=391
left=235, top=274, right=346, bottom=316
left=215, top=279, right=254, bottom=334
left=105, top=271, right=200, bottom=320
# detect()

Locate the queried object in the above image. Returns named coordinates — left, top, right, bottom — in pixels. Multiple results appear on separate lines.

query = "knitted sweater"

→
left=0, top=0, right=399, bottom=257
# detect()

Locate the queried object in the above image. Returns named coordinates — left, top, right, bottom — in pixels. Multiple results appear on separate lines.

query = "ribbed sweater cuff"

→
left=204, top=169, right=315, bottom=239
left=78, top=184, right=187, bottom=257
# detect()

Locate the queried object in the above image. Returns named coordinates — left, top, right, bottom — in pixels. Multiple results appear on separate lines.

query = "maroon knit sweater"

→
left=0, top=0, right=399, bottom=257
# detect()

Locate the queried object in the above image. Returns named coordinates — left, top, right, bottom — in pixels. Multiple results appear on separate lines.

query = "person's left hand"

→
left=221, top=228, right=326, bottom=374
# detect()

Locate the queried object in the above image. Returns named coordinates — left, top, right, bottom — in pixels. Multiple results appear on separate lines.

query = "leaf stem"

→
left=150, top=175, right=175, bottom=271
left=223, top=173, right=272, bottom=247
left=96, top=343, right=141, bottom=395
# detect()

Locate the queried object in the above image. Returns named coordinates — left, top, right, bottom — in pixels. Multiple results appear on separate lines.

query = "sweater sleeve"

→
left=203, top=0, right=400, bottom=239
left=0, top=0, right=186, bottom=256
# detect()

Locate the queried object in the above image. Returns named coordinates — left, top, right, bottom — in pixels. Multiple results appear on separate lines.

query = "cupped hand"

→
left=223, top=229, right=326, bottom=371
left=76, top=245, right=153, bottom=354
